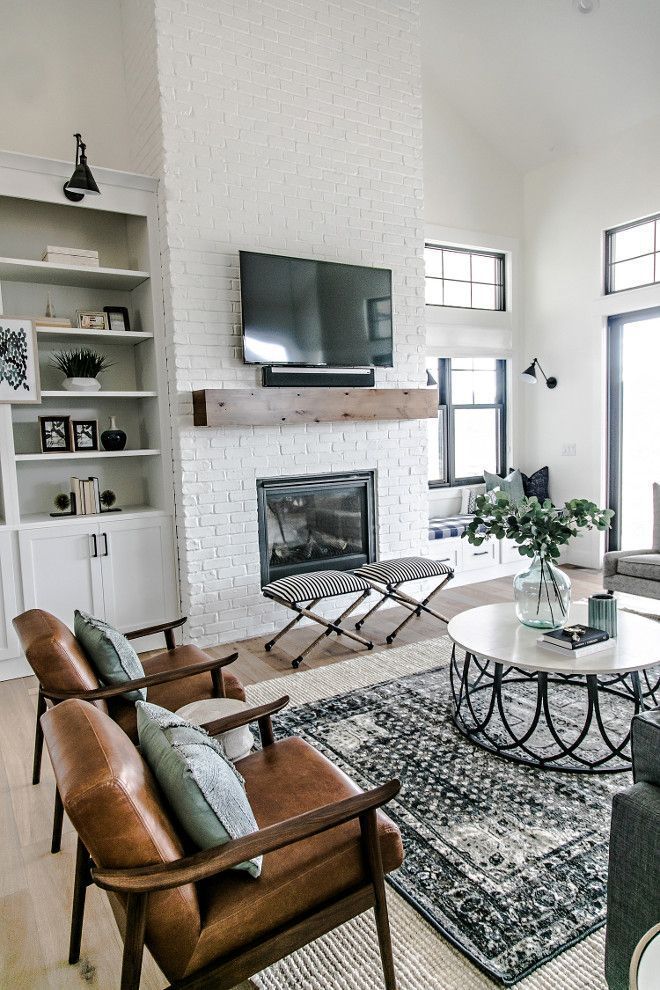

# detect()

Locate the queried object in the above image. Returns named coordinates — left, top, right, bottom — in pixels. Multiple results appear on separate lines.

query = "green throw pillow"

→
left=484, top=468, right=525, bottom=506
left=74, top=610, right=146, bottom=702
left=136, top=702, right=262, bottom=878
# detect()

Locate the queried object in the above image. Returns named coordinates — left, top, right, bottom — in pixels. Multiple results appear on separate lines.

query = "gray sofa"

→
left=605, top=708, right=660, bottom=989
left=603, top=483, right=660, bottom=599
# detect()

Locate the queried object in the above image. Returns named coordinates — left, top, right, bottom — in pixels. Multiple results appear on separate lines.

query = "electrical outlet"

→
left=562, top=443, right=577, bottom=457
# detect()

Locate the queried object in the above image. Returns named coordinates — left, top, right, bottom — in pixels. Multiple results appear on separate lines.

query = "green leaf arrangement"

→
left=51, top=347, right=113, bottom=379
left=463, top=491, right=614, bottom=561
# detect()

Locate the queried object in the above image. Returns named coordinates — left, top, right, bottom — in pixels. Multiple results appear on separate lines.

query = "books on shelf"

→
left=537, top=623, right=612, bottom=658
left=70, top=476, right=101, bottom=515
left=42, top=245, right=99, bottom=267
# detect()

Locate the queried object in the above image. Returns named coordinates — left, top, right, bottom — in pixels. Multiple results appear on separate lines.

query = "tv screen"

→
left=240, top=251, right=393, bottom=367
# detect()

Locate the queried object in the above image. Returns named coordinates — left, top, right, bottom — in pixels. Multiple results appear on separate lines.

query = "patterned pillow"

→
left=136, top=701, right=262, bottom=877
left=484, top=468, right=525, bottom=505
left=467, top=485, right=486, bottom=514
left=521, top=466, right=550, bottom=503
left=74, top=610, right=146, bottom=701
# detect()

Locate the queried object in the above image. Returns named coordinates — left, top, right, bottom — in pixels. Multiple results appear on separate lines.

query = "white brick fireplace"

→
left=121, top=0, right=429, bottom=646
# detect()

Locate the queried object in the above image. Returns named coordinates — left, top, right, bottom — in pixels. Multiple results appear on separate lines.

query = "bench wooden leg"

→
left=264, top=599, right=321, bottom=652
left=384, top=576, right=452, bottom=643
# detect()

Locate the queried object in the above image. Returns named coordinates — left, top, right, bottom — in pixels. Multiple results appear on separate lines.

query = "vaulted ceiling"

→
left=422, top=0, right=660, bottom=172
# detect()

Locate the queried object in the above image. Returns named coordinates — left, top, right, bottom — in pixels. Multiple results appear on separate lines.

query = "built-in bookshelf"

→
left=0, top=152, right=179, bottom=675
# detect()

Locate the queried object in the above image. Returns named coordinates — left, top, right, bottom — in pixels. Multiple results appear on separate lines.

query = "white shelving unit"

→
left=0, top=151, right=179, bottom=679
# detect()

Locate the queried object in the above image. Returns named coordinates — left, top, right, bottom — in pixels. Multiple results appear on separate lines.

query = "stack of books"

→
left=42, top=245, right=99, bottom=267
left=70, top=476, right=101, bottom=515
left=537, top=624, right=611, bottom=657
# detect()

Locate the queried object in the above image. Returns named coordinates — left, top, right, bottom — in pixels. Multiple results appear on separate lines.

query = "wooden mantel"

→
left=192, top=387, right=437, bottom=427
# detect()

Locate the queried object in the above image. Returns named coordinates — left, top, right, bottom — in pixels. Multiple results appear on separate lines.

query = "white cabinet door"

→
left=99, top=515, right=178, bottom=632
left=0, top=531, right=19, bottom=661
left=462, top=539, right=497, bottom=571
left=19, top=524, right=105, bottom=628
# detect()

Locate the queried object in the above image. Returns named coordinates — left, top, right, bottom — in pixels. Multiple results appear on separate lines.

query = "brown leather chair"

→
left=13, top=609, right=245, bottom=853
left=42, top=697, right=403, bottom=990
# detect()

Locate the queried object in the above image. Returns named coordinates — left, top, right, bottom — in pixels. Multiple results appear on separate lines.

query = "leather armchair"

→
left=41, top=697, right=404, bottom=990
left=13, top=608, right=245, bottom=853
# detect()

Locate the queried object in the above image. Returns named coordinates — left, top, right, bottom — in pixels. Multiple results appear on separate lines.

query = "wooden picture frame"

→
left=0, top=318, right=41, bottom=404
left=39, top=415, right=72, bottom=453
left=102, top=306, right=131, bottom=332
left=76, top=311, right=108, bottom=331
left=71, top=419, right=98, bottom=452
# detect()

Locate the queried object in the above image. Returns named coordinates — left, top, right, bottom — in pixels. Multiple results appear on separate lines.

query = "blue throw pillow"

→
left=74, top=610, right=146, bottom=701
left=484, top=468, right=525, bottom=506
left=521, top=466, right=550, bottom=502
left=136, top=701, right=262, bottom=877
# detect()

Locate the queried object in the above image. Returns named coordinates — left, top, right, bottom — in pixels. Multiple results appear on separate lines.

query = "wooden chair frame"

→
left=263, top=589, right=374, bottom=668
left=356, top=573, right=453, bottom=644
left=64, top=699, right=401, bottom=990
left=30, top=616, right=239, bottom=854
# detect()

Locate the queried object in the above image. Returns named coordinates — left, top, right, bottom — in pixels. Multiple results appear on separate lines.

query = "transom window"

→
left=424, top=244, right=505, bottom=311
left=605, top=213, right=660, bottom=293
left=428, top=357, right=507, bottom=486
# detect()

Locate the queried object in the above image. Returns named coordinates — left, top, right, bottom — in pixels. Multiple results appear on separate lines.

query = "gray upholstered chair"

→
left=605, top=709, right=660, bottom=989
left=603, top=484, right=660, bottom=600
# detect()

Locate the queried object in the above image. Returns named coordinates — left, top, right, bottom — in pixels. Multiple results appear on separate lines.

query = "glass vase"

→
left=513, top=555, right=571, bottom=629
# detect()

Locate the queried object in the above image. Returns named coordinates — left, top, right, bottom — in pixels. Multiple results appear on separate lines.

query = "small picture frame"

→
left=103, top=306, right=131, bottom=332
left=71, top=419, right=98, bottom=452
left=39, top=415, right=72, bottom=453
left=76, top=310, right=108, bottom=331
left=0, top=318, right=41, bottom=404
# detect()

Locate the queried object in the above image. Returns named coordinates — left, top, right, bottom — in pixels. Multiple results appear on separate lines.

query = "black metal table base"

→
left=449, top=645, right=660, bottom=773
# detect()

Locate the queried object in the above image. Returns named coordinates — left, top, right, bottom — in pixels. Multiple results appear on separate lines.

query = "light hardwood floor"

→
left=0, top=567, right=603, bottom=989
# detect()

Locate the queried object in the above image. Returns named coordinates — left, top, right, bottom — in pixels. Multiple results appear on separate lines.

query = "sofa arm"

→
left=605, top=783, right=660, bottom=990
left=632, top=708, right=660, bottom=786
left=602, top=549, right=656, bottom=579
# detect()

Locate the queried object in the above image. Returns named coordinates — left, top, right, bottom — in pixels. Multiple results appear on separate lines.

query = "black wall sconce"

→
left=521, top=358, right=557, bottom=389
left=63, top=133, right=101, bottom=202
left=426, top=368, right=438, bottom=387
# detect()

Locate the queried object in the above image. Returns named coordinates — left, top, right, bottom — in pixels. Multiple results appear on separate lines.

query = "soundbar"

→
left=261, top=366, right=376, bottom=388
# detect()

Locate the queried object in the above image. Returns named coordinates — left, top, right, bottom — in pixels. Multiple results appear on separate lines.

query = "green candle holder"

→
left=588, top=593, right=618, bottom=639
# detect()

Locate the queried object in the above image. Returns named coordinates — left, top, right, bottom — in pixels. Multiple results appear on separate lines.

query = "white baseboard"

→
left=0, top=655, right=31, bottom=682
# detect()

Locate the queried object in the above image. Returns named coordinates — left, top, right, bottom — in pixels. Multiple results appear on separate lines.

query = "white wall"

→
left=423, top=79, right=523, bottom=238
left=522, top=113, right=660, bottom=566
left=0, top=0, right=130, bottom=171
left=121, top=0, right=428, bottom=647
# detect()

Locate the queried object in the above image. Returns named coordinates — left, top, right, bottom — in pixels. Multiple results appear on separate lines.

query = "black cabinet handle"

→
left=101, top=533, right=109, bottom=557
left=473, top=551, right=489, bottom=557
left=91, top=534, right=98, bottom=558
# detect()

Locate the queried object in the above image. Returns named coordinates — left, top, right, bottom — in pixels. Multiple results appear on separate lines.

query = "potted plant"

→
left=51, top=347, right=113, bottom=392
left=463, top=492, right=613, bottom=629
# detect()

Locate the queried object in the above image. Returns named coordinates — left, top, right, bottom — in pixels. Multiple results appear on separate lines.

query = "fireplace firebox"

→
left=256, top=472, right=377, bottom=586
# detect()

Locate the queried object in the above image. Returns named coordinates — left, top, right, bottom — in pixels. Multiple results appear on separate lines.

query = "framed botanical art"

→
left=0, top=318, right=41, bottom=403
left=39, top=415, right=72, bottom=453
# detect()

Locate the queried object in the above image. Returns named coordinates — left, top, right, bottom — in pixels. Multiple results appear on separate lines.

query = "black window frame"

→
left=605, top=213, right=660, bottom=295
left=424, top=243, right=506, bottom=312
left=429, top=357, right=507, bottom=488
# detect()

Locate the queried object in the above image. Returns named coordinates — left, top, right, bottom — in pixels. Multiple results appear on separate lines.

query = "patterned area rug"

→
left=244, top=638, right=633, bottom=987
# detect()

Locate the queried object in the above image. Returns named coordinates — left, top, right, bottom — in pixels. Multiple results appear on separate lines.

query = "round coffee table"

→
left=447, top=602, right=660, bottom=773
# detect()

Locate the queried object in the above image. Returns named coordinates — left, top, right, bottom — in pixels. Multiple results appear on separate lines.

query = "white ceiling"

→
left=422, top=0, right=660, bottom=172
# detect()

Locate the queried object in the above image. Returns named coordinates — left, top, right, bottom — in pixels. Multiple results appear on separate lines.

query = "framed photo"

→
left=71, top=419, right=98, bottom=452
left=0, top=318, right=41, bottom=404
left=39, top=415, right=71, bottom=453
left=103, top=306, right=131, bottom=332
left=76, top=310, right=108, bottom=331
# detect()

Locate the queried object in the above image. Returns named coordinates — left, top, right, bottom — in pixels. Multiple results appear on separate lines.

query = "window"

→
left=427, top=357, right=507, bottom=486
left=605, top=213, right=660, bottom=293
left=425, top=244, right=505, bottom=310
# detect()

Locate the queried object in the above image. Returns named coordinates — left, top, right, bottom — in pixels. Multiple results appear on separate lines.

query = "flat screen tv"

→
left=240, top=251, right=393, bottom=367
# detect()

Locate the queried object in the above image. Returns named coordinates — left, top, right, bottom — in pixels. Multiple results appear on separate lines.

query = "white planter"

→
left=61, top=377, right=101, bottom=392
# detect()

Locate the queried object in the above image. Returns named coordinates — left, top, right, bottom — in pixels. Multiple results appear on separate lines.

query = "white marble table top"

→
left=447, top=602, right=660, bottom=676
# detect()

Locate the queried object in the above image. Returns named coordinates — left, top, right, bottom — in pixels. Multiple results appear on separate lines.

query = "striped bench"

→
left=263, top=570, right=374, bottom=668
left=354, top=557, right=454, bottom=643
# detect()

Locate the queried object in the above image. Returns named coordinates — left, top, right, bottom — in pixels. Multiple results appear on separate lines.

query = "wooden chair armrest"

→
left=92, top=778, right=400, bottom=893
left=200, top=696, right=289, bottom=747
left=42, top=652, right=239, bottom=702
left=125, top=616, right=187, bottom=648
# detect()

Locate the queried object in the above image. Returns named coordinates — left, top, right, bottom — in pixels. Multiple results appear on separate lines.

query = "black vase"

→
left=101, top=416, right=127, bottom=452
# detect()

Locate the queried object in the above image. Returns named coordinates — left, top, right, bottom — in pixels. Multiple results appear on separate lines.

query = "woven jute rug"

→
left=244, top=639, right=609, bottom=990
